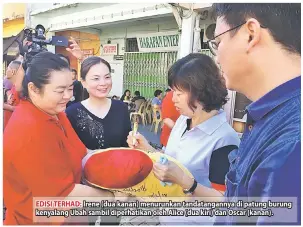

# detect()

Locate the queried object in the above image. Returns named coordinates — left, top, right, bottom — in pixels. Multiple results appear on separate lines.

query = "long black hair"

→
left=120, top=89, right=131, bottom=101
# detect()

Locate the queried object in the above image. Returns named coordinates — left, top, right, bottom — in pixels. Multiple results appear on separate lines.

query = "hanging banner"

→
left=114, top=55, right=124, bottom=60
left=136, top=31, right=180, bottom=52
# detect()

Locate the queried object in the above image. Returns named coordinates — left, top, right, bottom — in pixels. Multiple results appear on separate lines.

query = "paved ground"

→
left=137, top=123, right=161, bottom=146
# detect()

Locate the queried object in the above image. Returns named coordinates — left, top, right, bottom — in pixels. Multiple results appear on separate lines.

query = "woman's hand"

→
left=127, top=131, right=151, bottom=151
left=153, top=160, right=194, bottom=188
left=66, top=37, right=83, bottom=60
left=23, top=39, right=33, bottom=47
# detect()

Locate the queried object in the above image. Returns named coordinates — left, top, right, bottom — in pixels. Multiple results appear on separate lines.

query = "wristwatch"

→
left=183, top=179, right=198, bottom=195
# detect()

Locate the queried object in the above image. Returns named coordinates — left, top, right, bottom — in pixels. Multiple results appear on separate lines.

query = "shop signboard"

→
left=114, top=55, right=124, bottom=60
left=103, top=44, right=118, bottom=55
left=136, top=31, right=180, bottom=52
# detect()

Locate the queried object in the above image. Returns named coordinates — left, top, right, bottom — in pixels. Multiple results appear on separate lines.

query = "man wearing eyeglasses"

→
left=192, top=3, right=300, bottom=225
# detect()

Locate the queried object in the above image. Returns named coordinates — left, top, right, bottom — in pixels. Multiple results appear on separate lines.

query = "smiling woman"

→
left=21, top=54, right=74, bottom=115
left=66, top=56, right=131, bottom=151
left=127, top=53, right=240, bottom=225
left=3, top=52, right=114, bottom=225
left=65, top=56, right=132, bottom=224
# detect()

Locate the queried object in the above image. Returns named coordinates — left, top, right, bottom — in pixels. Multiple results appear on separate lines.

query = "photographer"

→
left=3, top=33, right=83, bottom=128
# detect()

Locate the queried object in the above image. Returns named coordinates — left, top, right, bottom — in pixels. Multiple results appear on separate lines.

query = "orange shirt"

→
left=4, top=100, right=87, bottom=225
left=160, top=91, right=180, bottom=147
left=3, top=86, right=20, bottom=129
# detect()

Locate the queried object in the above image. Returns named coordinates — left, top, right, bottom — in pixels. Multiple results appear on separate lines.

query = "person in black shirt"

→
left=65, top=56, right=131, bottom=225
left=66, top=57, right=131, bottom=150
left=131, top=91, right=145, bottom=102
left=67, top=69, right=83, bottom=107
left=129, top=91, right=145, bottom=112
left=66, top=100, right=131, bottom=150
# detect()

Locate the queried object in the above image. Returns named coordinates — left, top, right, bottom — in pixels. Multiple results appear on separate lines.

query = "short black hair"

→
left=165, top=88, right=171, bottom=92
left=81, top=56, right=111, bottom=80
left=212, top=3, right=301, bottom=55
left=71, top=69, right=77, bottom=74
left=134, top=91, right=140, bottom=96
left=21, top=52, right=70, bottom=99
left=168, top=53, right=228, bottom=113
left=57, top=53, right=71, bottom=66
left=154, top=90, right=162, bottom=97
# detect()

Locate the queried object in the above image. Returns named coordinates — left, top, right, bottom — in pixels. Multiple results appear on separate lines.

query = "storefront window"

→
left=123, top=52, right=177, bottom=98
left=125, top=38, right=139, bottom=52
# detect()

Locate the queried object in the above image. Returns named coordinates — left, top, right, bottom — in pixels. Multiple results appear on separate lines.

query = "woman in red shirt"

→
left=160, top=90, right=180, bottom=149
left=3, top=52, right=114, bottom=225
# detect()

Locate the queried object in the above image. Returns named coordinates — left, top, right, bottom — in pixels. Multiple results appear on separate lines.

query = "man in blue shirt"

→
left=205, top=3, right=300, bottom=225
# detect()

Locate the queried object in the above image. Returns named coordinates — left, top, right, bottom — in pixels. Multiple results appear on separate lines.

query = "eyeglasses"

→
left=207, top=22, right=246, bottom=56
left=207, top=21, right=266, bottom=56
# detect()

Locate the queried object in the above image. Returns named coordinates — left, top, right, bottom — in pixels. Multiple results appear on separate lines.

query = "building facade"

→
left=3, top=3, right=26, bottom=73
left=26, top=3, right=249, bottom=135
left=27, top=3, right=179, bottom=97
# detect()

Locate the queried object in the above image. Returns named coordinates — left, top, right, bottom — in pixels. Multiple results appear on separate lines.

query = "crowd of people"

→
left=3, top=3, right=301, bottom=226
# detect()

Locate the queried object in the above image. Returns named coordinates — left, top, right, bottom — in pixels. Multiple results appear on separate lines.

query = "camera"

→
left=21, top=24, right=69, bottom=68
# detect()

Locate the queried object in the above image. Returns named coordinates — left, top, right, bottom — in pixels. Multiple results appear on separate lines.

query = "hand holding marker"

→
left=132, top=122, right=138, bottom=146
left=132, top=122, right=171, bottom=186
